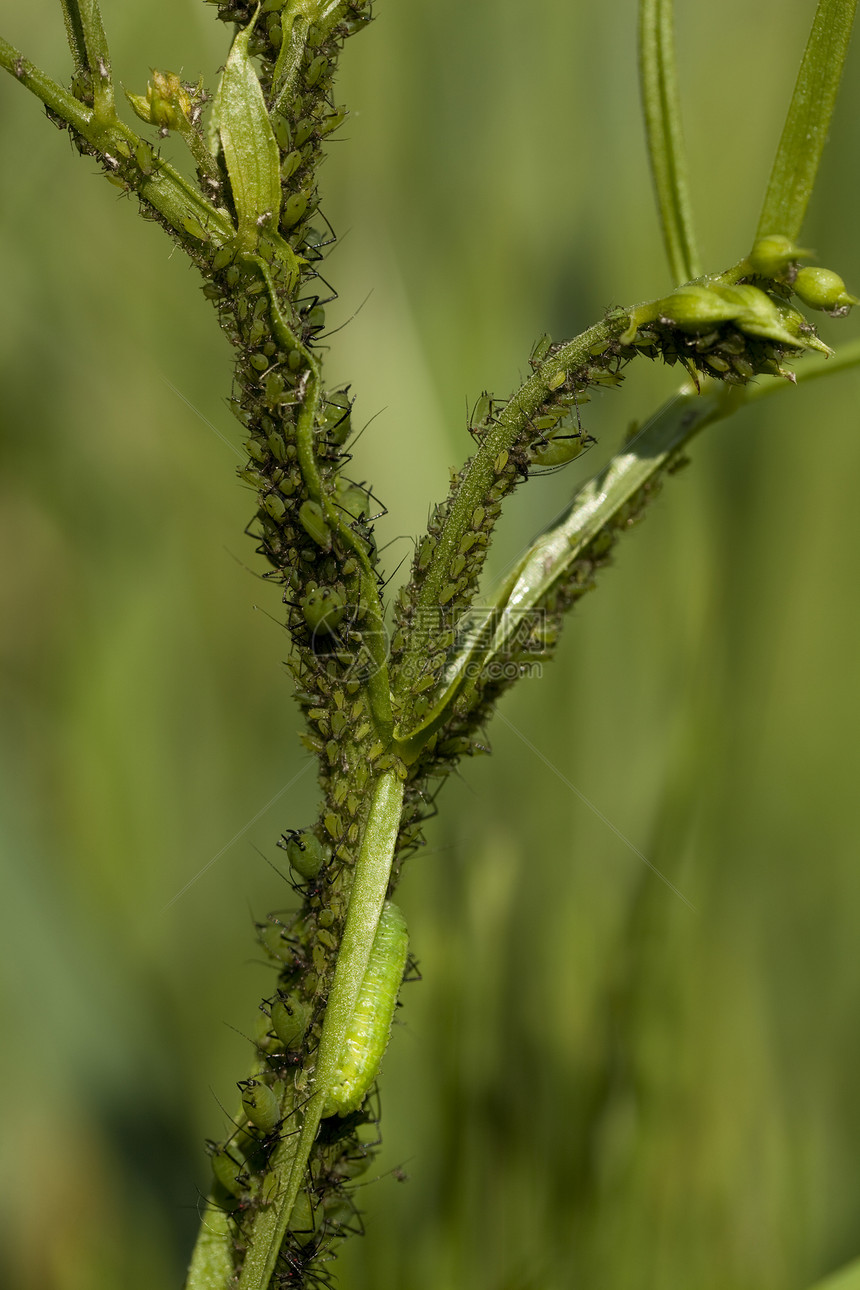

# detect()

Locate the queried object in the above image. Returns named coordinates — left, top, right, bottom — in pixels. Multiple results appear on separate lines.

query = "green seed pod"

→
left=656, top=285, right=743, bottom=333
left=775, top=304, right=834, bottom=356
left=712, top=284, right=805, bottom=346
left=793, top=266, right=859, bottom=313
left=322, top=901, right=409, bottom=1117
left=211, top=14, right=281, bottom=249
left=241, top=1079, right=281, bottom=1134
left=748, top=234, right=812, bottom=278
left=298, top=500, right=332, bottom=549
left=286, top=829, right=327, bottom=879
left=271, top=995, right=312, bottom=1048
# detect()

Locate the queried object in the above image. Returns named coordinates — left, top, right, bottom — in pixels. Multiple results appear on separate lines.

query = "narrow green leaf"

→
left=638, top=0, right=700, bottom=283
left=757, top=0, right=858, bottom=241
left=213, top=16, right=282, bottom=251
left=58, top=0, right=88, bottom=77
left=805, top=1256, right=860, bottom=1290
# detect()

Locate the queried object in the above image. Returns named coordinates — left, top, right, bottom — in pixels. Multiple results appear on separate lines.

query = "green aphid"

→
left=259, top=918, right=293, bottom=962
left=298, top=499, right=332, bottom=549
left=530, top=332, right=552, bottom=365
left=300, top=586, right=347, bottom=635
left=241, top=1079, right=281, bottom=1134
left=531, top=432, right=588, bottom=470
left=271, top=995, right=311, bottom=1048
left=288, top=1190, right=319, bottom=1245
left=207, top=1141, right=247, bottom=1197
left=286, top=829, right=328, bottom=879
left=321, top=902, right=409, bottom=1117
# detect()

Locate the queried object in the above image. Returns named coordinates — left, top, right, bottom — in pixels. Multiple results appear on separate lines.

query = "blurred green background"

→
left=1, top=2, right=860, bottom=1287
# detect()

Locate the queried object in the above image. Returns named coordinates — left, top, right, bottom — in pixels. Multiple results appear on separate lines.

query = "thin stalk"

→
left=757, top=0, right=858, bottom=240
left=233, top=770, right=405, bottom=1290
left=0, top=37, right=233, bottom=250
left=638, top=0, right=700, bottom=283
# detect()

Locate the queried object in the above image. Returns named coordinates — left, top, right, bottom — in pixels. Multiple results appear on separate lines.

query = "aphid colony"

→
left=206, top=817, right=409, bottom=1253
left=388, top=233, right=854, bottom=743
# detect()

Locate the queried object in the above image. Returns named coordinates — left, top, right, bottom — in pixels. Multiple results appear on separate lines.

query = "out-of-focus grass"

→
left=0, top=2, right=859, bottom=1288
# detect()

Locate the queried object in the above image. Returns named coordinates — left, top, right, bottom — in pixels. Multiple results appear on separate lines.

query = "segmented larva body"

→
left=322, top=901, right=409, bottom=1118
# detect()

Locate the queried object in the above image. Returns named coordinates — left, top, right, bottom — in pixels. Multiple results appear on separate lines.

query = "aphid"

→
left=299, top=500, right=332, bottom=550
left=207, top=1140, right=248, bottom=1198
left=529, top=332, right=552, bottom=367
left=322, top=901, right=409, bottom=1118
left=271, top=994, right=312, bottom=1048
left=300, top=587, right=347, bottom=637
left=240, top=1078, right=282, bottom=1134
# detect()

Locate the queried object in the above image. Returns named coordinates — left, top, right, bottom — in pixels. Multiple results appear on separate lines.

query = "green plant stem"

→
left=392, top=313, right=631, bottom=739
left=415, top=339, right=860, bottom=728
left=757, top=0, right=858, bottom=240
left=0, top=36, right=233, bottom=251
left=186, top=770, right=406, bottom=1290
left=234, top=769, right=405, bottom=1290
left=638, top=0, right=700, bottom=283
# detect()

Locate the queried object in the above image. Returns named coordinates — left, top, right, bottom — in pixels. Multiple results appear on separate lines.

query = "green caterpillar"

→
left=322, top=901, right=409, bottom=1118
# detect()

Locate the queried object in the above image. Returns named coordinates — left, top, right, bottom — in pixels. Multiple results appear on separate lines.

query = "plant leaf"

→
left=213, top=15, right=281, bottom=251
left=805, top=1256, right=860, bottom=1290
left=638, top=0, right=700, bottom=283
left=757, top=0, right=858, bottom=241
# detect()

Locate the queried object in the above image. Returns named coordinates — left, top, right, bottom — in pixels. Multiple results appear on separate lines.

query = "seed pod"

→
left=298, top=500, right=332, bottom=549
left=211, top=14, right=281, bottom=249
left=241, top=1079, right=281, bottom=1134
left=656, top=284, right=743, bottom=332
left=711, top=284, right=806, bottom=347
left=774, top=304, right=833, bottom=356
left=793, top=266, right=859, bottom=313
left=271, top=995, right=312, bottom=1048
left=322, top=901, right=409, bottom=1117
left=286, top=829, right=327, bottom=879
left=748, top=234, right=812, bottom=278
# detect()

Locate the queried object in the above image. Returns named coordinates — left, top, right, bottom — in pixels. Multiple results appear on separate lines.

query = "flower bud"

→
left=792, top=266, right=859, bottom=313
left=655, top=284, right=743, bottom=333
left=774, top=304, right=833, bottom=357
left=748, top=234, right=811, bottom=278
left=712, top=284, right=806, bottom=347
left=125, top=71, right=193, bottom=133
